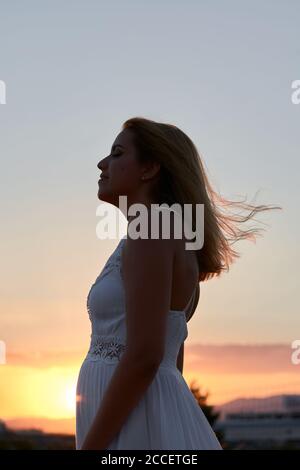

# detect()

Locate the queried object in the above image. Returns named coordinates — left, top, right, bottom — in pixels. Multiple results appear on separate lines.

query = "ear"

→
left=144, top=161, right=161, bottom=180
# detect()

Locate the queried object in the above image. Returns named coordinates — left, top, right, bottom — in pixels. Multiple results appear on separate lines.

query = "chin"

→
left=97, top=192, right=105, bottom=201
left=97, top=190, right=111, bottom=203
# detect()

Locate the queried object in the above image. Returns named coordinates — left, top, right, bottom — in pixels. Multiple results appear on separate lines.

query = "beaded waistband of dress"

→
left=86, top=334, right=126, bottom=363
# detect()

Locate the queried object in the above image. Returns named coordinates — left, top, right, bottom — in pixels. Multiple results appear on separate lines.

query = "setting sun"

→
left=63, top=382, right=77, bottom=415
left=0, top=365, right=79, bottom=421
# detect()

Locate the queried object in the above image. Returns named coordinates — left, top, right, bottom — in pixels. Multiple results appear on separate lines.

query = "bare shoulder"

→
left=123, top=234, right=176, bottom=264
left=122, top=234, right=176, bottom=291
left=123, top=206, right=179, bottom=264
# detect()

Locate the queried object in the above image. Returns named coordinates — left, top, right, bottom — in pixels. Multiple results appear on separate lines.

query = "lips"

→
left=98, top=177, right=109, bottom=185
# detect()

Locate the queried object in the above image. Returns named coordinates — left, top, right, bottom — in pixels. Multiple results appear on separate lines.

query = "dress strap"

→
left=184, top=284, right=199, bottom=321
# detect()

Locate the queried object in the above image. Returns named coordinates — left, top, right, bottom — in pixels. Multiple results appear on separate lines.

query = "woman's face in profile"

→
left=97, top=128, right=143, bottom=206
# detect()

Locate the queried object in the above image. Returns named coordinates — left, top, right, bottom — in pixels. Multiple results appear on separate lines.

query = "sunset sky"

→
left=0, top=1, right=299, bottom=434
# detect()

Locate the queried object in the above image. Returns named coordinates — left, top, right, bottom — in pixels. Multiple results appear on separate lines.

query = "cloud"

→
left=5, top=350, right=84, bottom=368
left=184, top=343, right=298, bottom=374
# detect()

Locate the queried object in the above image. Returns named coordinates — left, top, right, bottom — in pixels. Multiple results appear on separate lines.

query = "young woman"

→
left=75, top=117, right=280, bottom=450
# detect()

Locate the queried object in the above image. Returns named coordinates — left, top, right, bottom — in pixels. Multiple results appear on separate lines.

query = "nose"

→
left=97, top=158, right=107, bottom=171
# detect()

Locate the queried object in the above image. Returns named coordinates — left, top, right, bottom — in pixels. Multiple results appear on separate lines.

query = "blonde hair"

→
left=122, top=117, right=282, bottom=282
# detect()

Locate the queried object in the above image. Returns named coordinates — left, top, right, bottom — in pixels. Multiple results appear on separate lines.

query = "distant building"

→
left=215, top=394, right=300, bottom=444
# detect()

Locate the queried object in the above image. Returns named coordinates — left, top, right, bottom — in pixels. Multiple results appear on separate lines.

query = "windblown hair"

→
left=122, top=117, right=282, bottom=283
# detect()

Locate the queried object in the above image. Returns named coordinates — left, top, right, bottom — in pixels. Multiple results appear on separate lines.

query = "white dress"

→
left=75, top=236, right=223, bottom=450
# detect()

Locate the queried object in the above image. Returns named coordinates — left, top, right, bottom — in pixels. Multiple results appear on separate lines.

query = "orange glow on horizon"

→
left=1, top=364, right=300, bottom=423
left=1, top=344, right=300, bottom=435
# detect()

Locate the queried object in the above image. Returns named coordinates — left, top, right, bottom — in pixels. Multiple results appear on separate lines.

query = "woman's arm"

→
left=81, top=235, right=175, bottom=450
